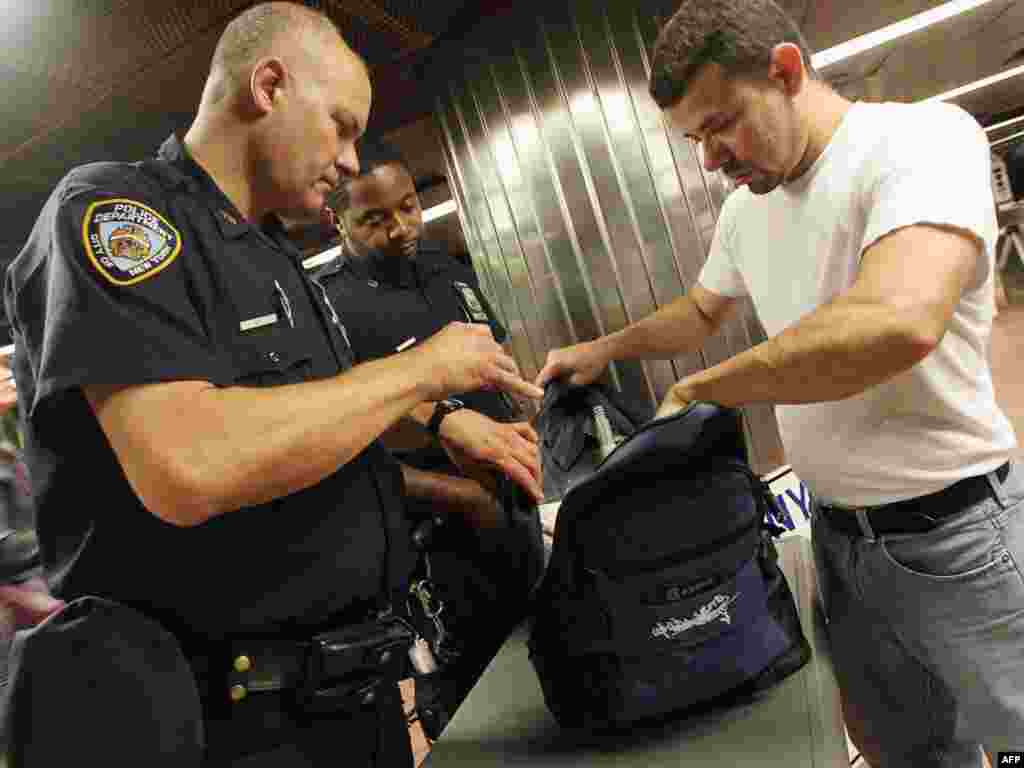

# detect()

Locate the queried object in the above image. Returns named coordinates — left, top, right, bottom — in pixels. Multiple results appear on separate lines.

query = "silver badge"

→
left=453, top=281, right=489, bottom=323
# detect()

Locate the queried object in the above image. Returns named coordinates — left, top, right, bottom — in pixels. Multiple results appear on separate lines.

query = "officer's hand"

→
left=534, top=341, right=610, bottom=389
left=0, top=577, right=64, bottom=637
left=414, top=323, right=544, bottom=402
left=439, top=410, right=543, bottom=504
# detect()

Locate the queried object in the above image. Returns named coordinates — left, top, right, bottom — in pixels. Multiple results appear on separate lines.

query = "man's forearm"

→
left=602, top=293, right=719, bottom=362
left=673, top=296, right=934, bottom=407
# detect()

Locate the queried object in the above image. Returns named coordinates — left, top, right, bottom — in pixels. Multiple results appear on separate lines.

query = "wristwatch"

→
left=426, top=398, right=465, bottom=437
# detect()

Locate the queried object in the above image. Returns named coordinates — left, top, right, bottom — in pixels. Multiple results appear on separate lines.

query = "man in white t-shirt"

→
left=536, top=1, right=1022, bottom=764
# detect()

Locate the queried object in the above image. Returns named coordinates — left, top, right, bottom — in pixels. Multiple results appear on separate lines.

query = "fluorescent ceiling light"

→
left=811, top=0, right=998, bottom=69
left=991, top=128, right=1024, bottom=149
left=922, top=62, right=1024, bottom=102
left=423, top=199, right=457, bottom=223
left=986, top=115, right=1024, bottom=134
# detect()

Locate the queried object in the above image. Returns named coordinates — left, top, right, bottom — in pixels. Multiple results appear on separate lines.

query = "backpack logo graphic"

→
left=651, top=593, right=741, bottom=640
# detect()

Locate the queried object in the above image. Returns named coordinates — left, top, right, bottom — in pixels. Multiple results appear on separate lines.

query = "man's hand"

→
left=439, top=409, right=543, bottom=503
left=655, top=384, right=691, bottom=419
left=535, top=340, right=610, bottom=388
left=412, top=323, right=544, bottom=402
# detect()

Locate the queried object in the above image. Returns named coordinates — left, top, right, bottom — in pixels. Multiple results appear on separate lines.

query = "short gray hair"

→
left=206, top=2, right=362, bottom=102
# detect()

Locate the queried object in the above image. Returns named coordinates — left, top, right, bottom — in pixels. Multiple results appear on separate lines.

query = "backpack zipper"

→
left=585, top=463, right=777, bottom=580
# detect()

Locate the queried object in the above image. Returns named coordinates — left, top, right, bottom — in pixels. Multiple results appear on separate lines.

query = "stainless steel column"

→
left=435, top=1, right=785, bottom=472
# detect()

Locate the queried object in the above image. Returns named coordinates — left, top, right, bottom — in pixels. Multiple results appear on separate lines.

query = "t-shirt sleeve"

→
left=698, top=193, right=748, bottom=298
left=10, top=181, right=232, bottom=417
left=860, top=104, right=998, bottom=289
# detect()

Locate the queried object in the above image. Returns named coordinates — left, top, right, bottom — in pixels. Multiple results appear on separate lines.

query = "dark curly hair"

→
left=330, top=137, right=409, bottom=211
left=649, top=0, right=818, bottom=109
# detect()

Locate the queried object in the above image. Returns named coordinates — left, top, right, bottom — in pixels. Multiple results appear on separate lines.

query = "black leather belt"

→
left=820, top=462, right=1010, bottom=537
left=190, top=612, right=415, bottom=716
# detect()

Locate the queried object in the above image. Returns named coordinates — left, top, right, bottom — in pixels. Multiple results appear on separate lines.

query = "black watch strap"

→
left=426, top=398, right=464, bottom=437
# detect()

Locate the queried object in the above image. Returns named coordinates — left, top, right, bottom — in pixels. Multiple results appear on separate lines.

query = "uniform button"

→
left=379, top=650, right=392, bottom=665
left=362, top=689, right=376, bottom=706
left=233, top=655, right=252, bottom=673
left=268, top=351, right=281, bottom=363
left=230, top=684, right=248, bottom=703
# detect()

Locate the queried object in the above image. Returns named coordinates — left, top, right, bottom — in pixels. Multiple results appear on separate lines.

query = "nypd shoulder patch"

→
left=82, top=198, right=182, bottom=286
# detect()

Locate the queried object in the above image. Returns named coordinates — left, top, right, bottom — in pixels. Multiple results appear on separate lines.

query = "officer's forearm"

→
left=400, top=465, right=497, bottom=527
left=87, top=352, right=439, bottom=527
left=193, top=356, right=445, bottom=520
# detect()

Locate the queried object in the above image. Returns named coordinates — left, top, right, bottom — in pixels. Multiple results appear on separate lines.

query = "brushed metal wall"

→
left=433, top=0, right=785, bottom=473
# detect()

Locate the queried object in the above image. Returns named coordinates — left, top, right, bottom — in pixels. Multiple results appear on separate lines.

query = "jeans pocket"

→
left=878, top=533, right=1013, bottom=583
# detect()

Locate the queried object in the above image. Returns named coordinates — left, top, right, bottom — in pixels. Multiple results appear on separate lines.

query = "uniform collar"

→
left=156, top=134, right=251, bottom=241
left=342, top=252, right=374, bottom=283
left=262, top=215, right=305, bottom=261
left=345, top=246, right=417, bottom=289
left=412, top=241, right=449, bottom=278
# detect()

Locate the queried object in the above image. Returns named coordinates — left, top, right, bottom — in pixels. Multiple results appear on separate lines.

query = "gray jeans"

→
left=812, top=461, right=1024, bottom=766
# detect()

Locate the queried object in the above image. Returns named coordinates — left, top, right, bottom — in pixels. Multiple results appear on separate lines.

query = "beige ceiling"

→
left=803, top=0, right=1024, bottom=129
left=3, top=0, right=1023, bottom=260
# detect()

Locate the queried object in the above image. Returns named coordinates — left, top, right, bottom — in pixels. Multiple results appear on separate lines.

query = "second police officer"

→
left=306, top=138, right=546, bottom=739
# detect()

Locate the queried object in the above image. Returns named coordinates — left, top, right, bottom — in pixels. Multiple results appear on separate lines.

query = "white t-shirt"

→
left=700, top=100, right=1016, bottom=506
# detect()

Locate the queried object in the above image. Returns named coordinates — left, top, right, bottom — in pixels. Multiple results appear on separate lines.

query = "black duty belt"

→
left=192, top=612, right=415, bottom=717
left=820, top=462, right=1010, bottom=538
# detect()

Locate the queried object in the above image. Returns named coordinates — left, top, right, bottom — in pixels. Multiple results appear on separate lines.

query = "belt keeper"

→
left=854, top=509, right=876, bottom=541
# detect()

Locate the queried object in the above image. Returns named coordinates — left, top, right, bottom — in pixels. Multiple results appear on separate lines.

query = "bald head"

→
left=206, top=2, right=365, bottom=105
left=186, top=1, right=371, bottom=223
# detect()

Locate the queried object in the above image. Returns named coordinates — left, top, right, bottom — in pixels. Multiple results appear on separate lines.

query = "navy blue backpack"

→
left=528, top=400, right=811, bottom=728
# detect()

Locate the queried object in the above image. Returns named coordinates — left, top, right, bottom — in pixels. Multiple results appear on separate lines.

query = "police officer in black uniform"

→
left=2, top=5, right=542, bottom=766
left=310, top=140, right=545, bottom=738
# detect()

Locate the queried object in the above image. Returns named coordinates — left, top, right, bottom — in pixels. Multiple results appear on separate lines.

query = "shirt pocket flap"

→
left=231, top=333, right=315, bottom=383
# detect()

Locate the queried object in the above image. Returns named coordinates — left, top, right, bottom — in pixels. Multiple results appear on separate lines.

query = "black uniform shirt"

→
left=313, top=242, right=516, bottom=468
left=3, top=136, right=412, bottom=642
